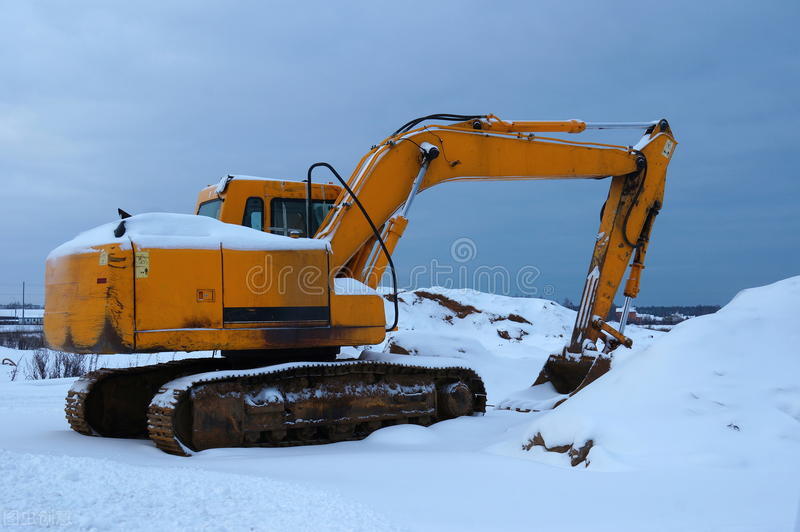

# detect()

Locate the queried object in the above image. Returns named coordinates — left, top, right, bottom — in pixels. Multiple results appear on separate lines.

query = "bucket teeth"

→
left=495, top=351, right=613, bottom=413
left=534, top=352, right=612, bottom=396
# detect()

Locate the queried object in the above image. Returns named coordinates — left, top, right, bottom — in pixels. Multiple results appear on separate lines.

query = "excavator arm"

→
left=313, top=114, right=677, bottom=397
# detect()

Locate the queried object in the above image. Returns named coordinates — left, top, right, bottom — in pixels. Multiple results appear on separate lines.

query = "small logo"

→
left=450, top=237, right=477, bottom=263
left=134, top=251, right=150, bottom=279
left=662, top=139, right=675, bottom=159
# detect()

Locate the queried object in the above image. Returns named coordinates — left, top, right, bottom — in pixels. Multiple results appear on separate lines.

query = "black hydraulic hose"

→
left=306, top=162, right=399, bottom=332
left=300, top=114, right=485, bottom=328
left=305, top=172, right=312, bottom=237
left=391, top=113, right=486, bottom=137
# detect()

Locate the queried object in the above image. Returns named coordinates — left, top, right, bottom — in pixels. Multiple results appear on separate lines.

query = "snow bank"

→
left=48, top=212, right=327, bottom=259
left=511, top=275, right=800, bottom=471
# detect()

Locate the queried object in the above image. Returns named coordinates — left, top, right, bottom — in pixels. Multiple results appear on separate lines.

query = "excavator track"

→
left=65, top=357, right=268, bottom=439
left=147, top=360, right=486, bottom=456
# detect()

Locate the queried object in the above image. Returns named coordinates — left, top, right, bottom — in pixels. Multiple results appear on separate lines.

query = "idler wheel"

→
left=437, top=381, right=474, bottom=418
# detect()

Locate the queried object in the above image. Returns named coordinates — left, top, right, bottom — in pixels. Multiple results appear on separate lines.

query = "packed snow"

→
left=1, top=282, right=799, bottom=530
left=0, top=448, right=395, bottom=531
left=47, top=212, right=327, bottom=260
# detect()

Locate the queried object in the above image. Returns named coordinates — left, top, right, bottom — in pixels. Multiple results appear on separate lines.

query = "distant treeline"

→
left=635, top=305, right=721, bottom=317
left=561, top=299, right=721, bottom=320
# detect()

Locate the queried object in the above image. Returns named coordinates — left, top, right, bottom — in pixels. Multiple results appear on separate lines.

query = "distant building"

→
left=614, top=306, right=639, bottom=324
left=0, top=309, right=44, bottom=326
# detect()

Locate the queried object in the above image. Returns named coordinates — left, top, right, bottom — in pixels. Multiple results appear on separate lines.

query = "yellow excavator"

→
left=45, top=113, right=676, bottom=455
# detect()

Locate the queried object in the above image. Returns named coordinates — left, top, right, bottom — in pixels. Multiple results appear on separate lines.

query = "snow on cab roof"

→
left=212, top=174, right=336, bottom=195
left=47, top=212, right=328, bottom=260
left=227, top=174, right=306, bottom=183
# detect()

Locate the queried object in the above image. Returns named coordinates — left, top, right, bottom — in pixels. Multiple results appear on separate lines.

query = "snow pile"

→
left=369, top=287, right=662, bottom=402
left=512, top=276, right=800, bottom=470
left=48, top=212, right=326, bottom=259
left=382, top=287, right=574, bottom=355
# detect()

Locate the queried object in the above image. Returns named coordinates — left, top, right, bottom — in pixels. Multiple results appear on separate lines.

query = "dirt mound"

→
left=413, top=290, right=482, bottom=319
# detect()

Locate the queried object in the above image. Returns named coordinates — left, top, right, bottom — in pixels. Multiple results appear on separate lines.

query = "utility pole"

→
left=21, top=281, right=25, bottom=325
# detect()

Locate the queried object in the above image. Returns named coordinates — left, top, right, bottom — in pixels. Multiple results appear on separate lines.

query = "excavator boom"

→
left=311, top=115, right=675, bottom=401
left=317, top=117, right=645, bottom=273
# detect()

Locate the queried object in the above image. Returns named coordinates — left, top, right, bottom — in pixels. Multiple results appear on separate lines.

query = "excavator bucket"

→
left=497, top=351, right=612, bottom=412
left=533, top=352, right=611, bottom=396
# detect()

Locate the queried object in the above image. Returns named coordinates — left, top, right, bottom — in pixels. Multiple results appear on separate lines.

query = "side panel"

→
left=133, top=247, right=223, bottom=332
left=221, top=249, right=330, bottom=328
left=330, top=293, right=385, bottom=328
left=44, top=244, right=135, bottom=353
left=329, top=293, right=385, bottom=345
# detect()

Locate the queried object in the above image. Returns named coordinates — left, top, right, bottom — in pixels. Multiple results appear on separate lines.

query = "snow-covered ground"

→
left=1, top=284, right=798, bottom=530
left=357, top=287, right=662, bottom=404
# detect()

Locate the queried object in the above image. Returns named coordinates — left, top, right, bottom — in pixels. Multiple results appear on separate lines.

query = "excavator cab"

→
left=194, top=175, right=342, bottom=238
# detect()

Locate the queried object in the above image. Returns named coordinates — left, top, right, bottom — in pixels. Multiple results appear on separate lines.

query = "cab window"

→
left=242, top=197, right=264, bottom=230
left=270, top=198, right=334, bottom=237
left=197, top=199, right=222, bottom=219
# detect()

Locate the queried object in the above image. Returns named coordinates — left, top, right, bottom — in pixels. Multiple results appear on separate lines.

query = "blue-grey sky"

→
left=1, top=1, right=798, bottom=306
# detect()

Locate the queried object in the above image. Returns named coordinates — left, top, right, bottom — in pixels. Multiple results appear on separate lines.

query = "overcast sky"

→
left=1, top=1, right=798, bottom=306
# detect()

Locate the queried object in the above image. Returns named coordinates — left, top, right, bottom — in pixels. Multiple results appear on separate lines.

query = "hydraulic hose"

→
left=391, top=113, right=485, bottom=137
left=306, top=162, right=400, bottom=332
